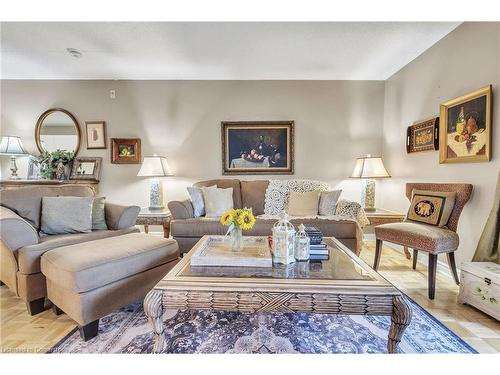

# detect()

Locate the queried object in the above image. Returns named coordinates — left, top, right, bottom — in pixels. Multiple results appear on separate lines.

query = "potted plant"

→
left=35, top=150, right=74, bottom=180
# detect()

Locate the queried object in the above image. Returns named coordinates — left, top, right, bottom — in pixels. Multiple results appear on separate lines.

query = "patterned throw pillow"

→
left=406, top=190, right=456, bottom=227
left=318, top=190, right=342, bottom=216
left=92, top=196, right=108, bottom=230
left=187, top=186, right=207, bottom=217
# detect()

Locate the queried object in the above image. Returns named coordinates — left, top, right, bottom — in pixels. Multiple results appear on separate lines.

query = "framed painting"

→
left=70, top=156, right=102, bottom=181
left=111, top=138, right=142, bottom=164
left=439, top=85, right=492, bottom=163
left=221, top=121, right=294, bottom=175
left=406, top=117, right=439, bottom=153
left=85, top=121, right=107, bottom=149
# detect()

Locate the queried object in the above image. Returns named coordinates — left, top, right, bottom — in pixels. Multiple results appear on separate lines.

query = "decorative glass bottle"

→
left=294, top=224, right=310, bottom=261
left=272, top=213, right=296, bottom=265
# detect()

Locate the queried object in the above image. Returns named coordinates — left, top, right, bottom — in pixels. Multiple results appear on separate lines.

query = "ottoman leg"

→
left=79, top=319, right=99, bottom=341
left=26, top=297, right=46, bottom=316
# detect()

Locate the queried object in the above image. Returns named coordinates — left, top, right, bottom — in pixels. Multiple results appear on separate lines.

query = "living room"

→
left=0, top=0, right=499, bottom=371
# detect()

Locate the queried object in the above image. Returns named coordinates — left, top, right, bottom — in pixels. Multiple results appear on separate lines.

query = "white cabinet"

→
left=458, top=262, right=499, bottom=321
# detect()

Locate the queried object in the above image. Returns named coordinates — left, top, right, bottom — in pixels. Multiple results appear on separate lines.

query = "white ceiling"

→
left=0, top=22, right=460, bottom=80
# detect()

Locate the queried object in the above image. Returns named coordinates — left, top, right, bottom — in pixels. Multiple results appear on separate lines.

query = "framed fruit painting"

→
left=439, top=85, right=492, bottom=163
left=111, top=138, right=141, bottom=164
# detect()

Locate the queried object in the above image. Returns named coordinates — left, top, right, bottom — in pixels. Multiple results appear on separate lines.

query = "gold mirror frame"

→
left=35, top=108, right=82, bottom=155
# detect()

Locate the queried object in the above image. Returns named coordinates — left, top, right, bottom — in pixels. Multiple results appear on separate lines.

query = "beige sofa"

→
left=168, top=179, right=362, bottom=254
left=0, top=185, right=142, bottom=315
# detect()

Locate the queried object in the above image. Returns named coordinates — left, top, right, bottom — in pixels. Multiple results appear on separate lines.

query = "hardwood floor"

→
left=1, top=240, right=499, bottom=353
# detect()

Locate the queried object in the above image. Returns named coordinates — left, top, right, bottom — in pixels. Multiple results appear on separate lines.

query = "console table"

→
left=136, top=208, right=172, bottom=238
left=365, top=208, right=411, bottom=259
left=0, top=179, right=98, bottom=193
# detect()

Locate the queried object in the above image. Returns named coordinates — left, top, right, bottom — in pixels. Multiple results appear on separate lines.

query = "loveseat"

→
left=168, top=179, right=362, bottom=254
left=0, top=185, right=142, bottom=315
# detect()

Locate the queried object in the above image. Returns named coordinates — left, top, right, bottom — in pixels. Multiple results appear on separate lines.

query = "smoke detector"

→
left=66, top=48, right=82, bottom=58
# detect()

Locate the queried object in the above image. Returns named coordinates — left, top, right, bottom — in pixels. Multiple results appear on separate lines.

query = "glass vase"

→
left=230, top=227, right=243, bottom=252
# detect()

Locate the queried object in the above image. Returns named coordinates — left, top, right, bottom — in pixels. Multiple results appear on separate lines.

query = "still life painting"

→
left=111, top=138, right=142, bottom=164
left=222, top=121, right=294, bottom=174
left=439, top=85, right=492, bottom=163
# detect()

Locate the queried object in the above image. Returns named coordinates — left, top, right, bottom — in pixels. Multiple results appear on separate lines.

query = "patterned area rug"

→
left=49, top=297, right=476, bottom=354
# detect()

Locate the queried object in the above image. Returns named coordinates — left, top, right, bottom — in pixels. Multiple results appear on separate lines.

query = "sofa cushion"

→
left=0, top=185, right=95, bottom=230
left=18, top=227, right=139, bottom=274
left=375, top=222, right=459, bottom=254
left=241, top=180, right=269, bottom=215
left=201, top=186, right=234, bottom=218
left=41, top=233, right=179, bottom=293
left=288, top=191, right=320, bottom=216
left=41, top=196, right=94, bottom=235
left=194, top=179, right=242, bottom=208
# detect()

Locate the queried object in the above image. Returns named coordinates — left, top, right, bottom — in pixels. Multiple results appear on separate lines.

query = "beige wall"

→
left=1, top=80, right=385, bottom=206
left=381, top=22, right=500, bottom=265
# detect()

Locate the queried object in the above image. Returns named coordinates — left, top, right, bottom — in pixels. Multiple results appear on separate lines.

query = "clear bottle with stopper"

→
left=294, top=224, right=310, bottom=261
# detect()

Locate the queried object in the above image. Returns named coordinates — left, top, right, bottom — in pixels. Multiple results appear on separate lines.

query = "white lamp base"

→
left=361, top=179, right=376, bottom=211
left=149, top=177, right=164, bottom=210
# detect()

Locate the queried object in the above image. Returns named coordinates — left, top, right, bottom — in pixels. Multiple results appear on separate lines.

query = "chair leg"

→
left=79, top=319, right=99, bottom=341
left=412, top=249, right=418, bottom=270
left=447, top=252, right=460, bottom=286
left=373, top=239, right=383, bottom=271
left=428, top=254, right=438, bottom=300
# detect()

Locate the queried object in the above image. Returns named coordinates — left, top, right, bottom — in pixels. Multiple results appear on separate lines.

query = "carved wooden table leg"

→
left=163, top=220, right=170, bottom=238
left=144, top=289, right=166, bottom=353
left=403, top=246, right=411, bottom=260
left=388, top=295, right=412, bottom=353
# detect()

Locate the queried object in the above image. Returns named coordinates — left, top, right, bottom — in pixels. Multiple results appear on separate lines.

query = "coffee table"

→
left=144, top=235, right=412, bottom=353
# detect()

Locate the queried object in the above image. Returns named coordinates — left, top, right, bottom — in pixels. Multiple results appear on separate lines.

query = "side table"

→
left=365, top=208, right=411, bottom=259
left=136, top=208, right=172, bottom=238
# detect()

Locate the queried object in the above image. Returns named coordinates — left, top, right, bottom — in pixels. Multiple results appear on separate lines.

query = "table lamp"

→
left=137, top=155, right=173, bottom=210
left=350, top=154, right=390, bottom=211
left=0, top=136, right=29, bottom=179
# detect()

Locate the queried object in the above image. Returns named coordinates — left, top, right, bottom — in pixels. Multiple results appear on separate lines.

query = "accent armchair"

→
left=373, top=183, right=473, bottom=299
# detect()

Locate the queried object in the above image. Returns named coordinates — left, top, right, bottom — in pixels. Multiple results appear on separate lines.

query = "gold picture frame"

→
left=439, top=85, right=492, bottom=163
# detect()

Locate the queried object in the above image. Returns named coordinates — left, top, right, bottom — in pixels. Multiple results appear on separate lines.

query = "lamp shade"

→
left=137, top=156, right=173, bottom=177
left=351, top=155, right=390, bottom=178
left=0, top=136, right=28, bottom=155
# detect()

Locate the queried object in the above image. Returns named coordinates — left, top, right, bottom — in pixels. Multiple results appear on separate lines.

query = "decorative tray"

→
left=190, top=236, right=272, bottom=268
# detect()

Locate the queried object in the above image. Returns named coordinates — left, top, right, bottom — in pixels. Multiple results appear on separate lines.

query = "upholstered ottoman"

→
left=40, top=233, right=179, bottom=341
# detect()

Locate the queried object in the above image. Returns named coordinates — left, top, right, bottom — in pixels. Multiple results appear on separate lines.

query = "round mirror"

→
left=35, top=108, right=81, bottom=155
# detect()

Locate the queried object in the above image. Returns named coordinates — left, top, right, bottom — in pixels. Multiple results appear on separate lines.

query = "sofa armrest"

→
left=105, top=203, right=140, bottom=230
left=0, top=206, right=39, bottom=251
left=168, top=200, right=194, bottom=220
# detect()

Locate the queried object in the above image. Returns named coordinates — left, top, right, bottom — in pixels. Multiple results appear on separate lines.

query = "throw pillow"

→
left=318, top=189, right=342, bottom=216
left=187, top=186, right=208, bottom=217
left=92, top=196, right=108, bottom=230
left=287, top=191, right=320, bottom=216
left=41, top=196, right=93, bottom=235
left=406, top=190, right=456, bottom=227
left=201, top=186, right=234, bottom=218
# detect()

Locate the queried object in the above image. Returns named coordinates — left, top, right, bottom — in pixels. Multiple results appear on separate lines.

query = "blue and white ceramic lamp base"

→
left=149, top=177, right=164, bottom=210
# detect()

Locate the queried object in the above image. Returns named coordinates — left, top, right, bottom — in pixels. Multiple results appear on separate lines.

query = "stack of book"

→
left=304, top=227, right=329, bottom=261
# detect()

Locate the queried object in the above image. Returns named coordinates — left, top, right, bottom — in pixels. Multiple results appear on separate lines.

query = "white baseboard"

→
left=363, top=234, right=455, bottom=280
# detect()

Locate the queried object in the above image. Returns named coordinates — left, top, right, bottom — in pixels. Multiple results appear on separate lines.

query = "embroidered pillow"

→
left=318, top=190, right=342, bottom=216
left=288, top=191, right=320, bottom=216
left=187, top=186, right=207, bottom=217
left=201, top=186, right=234, bottom=218
left=406, top=190, right=456, bottom=227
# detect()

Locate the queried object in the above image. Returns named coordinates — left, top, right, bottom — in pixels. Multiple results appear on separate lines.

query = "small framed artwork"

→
left=111, top=138, right=142, bottom=164
left=406, top=117, right=439, bottom=153
left=221, top=121, right=294, bottom=175
left=70, top=157, right=102, bottom=181
left=439, top=85, right=492, bottom=163
left=85, top=121, right=107, bottom=149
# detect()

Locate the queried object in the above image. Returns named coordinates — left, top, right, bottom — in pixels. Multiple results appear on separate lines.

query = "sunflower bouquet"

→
left=220, top=208, right=256, bottom=232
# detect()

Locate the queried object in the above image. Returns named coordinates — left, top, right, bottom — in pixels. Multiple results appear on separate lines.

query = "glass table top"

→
left=176, top=237, right=375, bottom=281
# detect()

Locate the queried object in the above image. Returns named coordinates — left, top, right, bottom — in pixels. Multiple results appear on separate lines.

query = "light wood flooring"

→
left=0, top=240, right=499, bottom=353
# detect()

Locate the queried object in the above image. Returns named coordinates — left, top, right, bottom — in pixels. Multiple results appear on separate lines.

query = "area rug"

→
left=48, top=297, right=476, bottom=354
